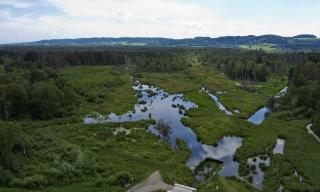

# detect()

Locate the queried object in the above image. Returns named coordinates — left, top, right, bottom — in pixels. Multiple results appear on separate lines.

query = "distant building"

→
left=168, top=183, right=197, bottom=192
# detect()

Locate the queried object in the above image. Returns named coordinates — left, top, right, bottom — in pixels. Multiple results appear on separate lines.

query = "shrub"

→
left=0, top=123, right=27, bottom=171
left=275, top=111, right=294, bottom=120
left=155, top=119, right=172, bottom=137
left=86, top=91, right=98, bottom=103
left=259, top=163, right=268, bottom=171
left=30, top=82, right=65, bottom=119
left=95, top=177, right=107, bottom=188
left=108, top=171, right=133, bottom=187
left=22, top=174, right=47, bottom=189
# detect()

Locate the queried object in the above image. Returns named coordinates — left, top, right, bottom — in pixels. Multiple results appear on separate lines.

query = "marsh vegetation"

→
left=0, top=47, right=319, bottom=191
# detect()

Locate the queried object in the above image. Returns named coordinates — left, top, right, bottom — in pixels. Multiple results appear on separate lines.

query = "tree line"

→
left=5, top=51, right=126, bottom=69
left=128, top=52, right=190, bottom=73
left=199, top=49, right=320, bottom=82
left=0, top=50, right=190, bottom=73
left=0, top=49, right=192, bottom=121
left=280, top=61, right=320, bottom=134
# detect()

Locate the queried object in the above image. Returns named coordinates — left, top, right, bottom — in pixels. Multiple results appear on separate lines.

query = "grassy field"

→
left=0, top=119, right=193, bottom=192
left=61, top=66, right=136, bottom=115
left=1, top=62, right=319, bottom=191
left=198, top=177, right=259, bottom=192
left=239, top=44, right=279, bottom=52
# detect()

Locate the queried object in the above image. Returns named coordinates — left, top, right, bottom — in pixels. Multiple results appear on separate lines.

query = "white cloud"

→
left=0, top=8, right=11, bottom=17
left=147, top=18, right=159, bottom=24
left=0, top=0, right=33, bottom=8
left=115, top=9, right=134, bottom=23
left=0, top=0, right=319, bottom=43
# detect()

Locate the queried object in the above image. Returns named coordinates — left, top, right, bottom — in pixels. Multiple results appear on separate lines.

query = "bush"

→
left=155, top=119, right=172, bottom=138
left=0, top=123, right=27, bottom=171
left=259, top=163, right=268, bottom=171
left=95, top=177, right=107, bottom=188
left=275, top=111, right=294, bottom=120
left=0, top=83, right=29, bottom=120
left=0, top=168, right=14, bottom=185
left=86, top=91, right=98, bottom=103
left=74, top=152, right=96, bottom=175
left=0, top=61, right=77, bottom=120
left=108, top=171, right=133, bottom=187
left=29, top=81, right=76, bottom=119
left=22, top=174, right=47, bottom=189
left=0, top=57, right=4, bottom=65
left=313, top=114, right=320, bottom=136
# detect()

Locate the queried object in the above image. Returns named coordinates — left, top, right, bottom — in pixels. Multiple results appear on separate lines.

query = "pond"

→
left=84, top=82, right=276, bottom=188
left=247, top=86, right=288, bottom=125
left=247, top=107, right=271, bottom=125
left=84, top=82, right=242, bottom=169
left=246, top=155, right=270, bottom=190
left=273, top=138, right=285, bottom=154
left=84, top=82, right=243, bottom=171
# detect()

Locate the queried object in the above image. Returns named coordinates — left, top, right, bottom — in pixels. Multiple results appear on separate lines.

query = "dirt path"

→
left=306, top=124, right=320, bottom=143
left=127, top=170, right=173, bottom=192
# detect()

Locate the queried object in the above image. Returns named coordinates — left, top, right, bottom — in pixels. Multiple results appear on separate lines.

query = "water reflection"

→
left=247, top=107, right=271, bottom=125
left=273, top=138, right=285, bottom=154
left=201, top=87, right=233, bottom=115
left=247, top=155, right=270, bottom=189
left=247, top=86, right=288, bottom=125
left=84, top=83, right=243, bottom=170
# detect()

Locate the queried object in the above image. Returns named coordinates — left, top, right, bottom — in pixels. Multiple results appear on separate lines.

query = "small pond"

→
left=273, top=138, right=285, bottom=154
left=246, top=155, right=270, bottom=190
left=247, top=107, right=271, bottom=125
left=247, top=86, right=288, bottom=125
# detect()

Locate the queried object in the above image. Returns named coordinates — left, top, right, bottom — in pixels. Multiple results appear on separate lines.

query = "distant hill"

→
left=4, top=34, right=320, bottom=51
left=293, top=34, right=317, bottom=39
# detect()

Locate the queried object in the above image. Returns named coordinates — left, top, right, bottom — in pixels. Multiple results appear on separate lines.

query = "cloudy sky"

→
left=0, top=0, right=319, bottom=43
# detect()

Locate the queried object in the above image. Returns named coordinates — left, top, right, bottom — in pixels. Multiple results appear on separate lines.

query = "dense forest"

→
left=200, top=49, right=320, bottom=82
left=280, top=61, right=320, bottom=134
left=128, top=52, right=190, bottom=73
left=0, top=60, right=76, bottom=120
left=0, top=49, right=190, bottom=73
left=0, top=51, right=126, bottom=69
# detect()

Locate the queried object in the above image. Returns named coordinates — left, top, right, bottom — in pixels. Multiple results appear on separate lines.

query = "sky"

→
left=0, top=0, right=319, bottom=43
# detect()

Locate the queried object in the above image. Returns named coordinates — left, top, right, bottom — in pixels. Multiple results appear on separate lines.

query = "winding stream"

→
left=201, top=87, right=234, bottom=115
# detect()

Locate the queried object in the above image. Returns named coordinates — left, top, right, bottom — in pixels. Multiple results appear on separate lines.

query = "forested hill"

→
left=4, top=34, right=320, bottom=51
